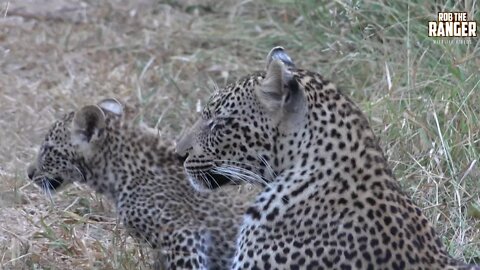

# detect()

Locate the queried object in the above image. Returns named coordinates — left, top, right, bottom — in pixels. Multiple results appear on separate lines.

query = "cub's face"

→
left=27, top=98, right=124, bottom=192
left=27, top=113, right=84, bottom=191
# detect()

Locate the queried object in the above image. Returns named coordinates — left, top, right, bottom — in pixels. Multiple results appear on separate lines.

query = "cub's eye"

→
left=40, top=144, right=53, bottom=155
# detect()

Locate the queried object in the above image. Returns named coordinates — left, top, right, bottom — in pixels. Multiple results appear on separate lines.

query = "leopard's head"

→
left=176, top=47, right=311, bottom=191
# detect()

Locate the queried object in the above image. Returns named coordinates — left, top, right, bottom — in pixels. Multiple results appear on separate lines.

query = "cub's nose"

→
left=27, top=165, right=36, bottom=180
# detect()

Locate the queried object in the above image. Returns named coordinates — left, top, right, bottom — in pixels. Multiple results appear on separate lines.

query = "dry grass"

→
left=0, top=0, right=479, bottom=269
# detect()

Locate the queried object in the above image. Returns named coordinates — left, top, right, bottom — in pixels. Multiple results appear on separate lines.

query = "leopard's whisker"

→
left=43, top=177, right=55, bottom=204
left=212, top=165, right=271, bottom=188
left=256, top=154, right=276, bottom=180
left=205, top=171, right=221, bottom=189
left=212, top=156, right=277, bottom=183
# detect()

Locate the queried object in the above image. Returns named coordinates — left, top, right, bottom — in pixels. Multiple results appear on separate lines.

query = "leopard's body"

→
left=176, top=47, right=478, bottom=270
left=27, top=99, right=259, bottom=270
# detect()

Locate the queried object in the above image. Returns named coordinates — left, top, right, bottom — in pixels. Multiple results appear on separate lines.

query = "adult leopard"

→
left=176, top=47, right=479, bottom=269
left=27, top=98, right=258, bottom=270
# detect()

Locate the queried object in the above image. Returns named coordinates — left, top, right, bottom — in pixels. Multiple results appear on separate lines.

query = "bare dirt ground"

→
left=0, top=0, right=479, bottom=269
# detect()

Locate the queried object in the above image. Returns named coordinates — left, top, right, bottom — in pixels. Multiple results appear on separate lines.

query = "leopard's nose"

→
left=27, top=165, right=36, bottom=180
left=176, top=123, right=199, bottom=157
left=176, top=152, right=189, bottom=164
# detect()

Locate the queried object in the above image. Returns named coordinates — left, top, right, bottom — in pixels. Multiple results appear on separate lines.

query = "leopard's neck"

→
left=248, top=81, right=400, bottom=222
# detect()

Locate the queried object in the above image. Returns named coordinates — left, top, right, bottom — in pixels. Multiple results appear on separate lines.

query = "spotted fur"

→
left=27, top=99, right=259, bottom=270
left=176, top=47, right=479, bottom=270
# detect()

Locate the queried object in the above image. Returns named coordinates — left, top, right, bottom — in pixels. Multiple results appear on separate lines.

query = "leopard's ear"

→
left=257, top=47, right=303, bottom=113
left=265, top=46, right=294, bottom=70
left=98, top=98, right=123, bottom=116
left=72, top=105, right=106, bottom=145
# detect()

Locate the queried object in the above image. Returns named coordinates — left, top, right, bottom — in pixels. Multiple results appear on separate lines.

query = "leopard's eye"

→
left=207, top=119, right=217, bottom=131
left=207, top=117, right=233, bottom=131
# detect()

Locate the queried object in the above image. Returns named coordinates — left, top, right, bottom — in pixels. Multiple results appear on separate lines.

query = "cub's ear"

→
left=257, top=48, right=303, bottom=113
left=72, top=105, right=106, bottom=145
left=98, top=98, right=123, bottom=116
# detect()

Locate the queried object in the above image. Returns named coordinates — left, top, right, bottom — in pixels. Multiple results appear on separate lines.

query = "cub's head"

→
left=176, top=47, right=311, bottom=191
left=27, top=99, right=123, bottom=192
